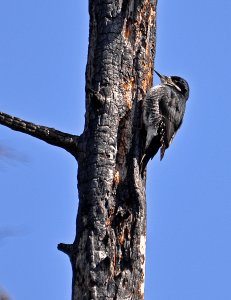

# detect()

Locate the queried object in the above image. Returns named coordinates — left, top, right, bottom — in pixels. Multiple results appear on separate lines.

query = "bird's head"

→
left=155, top=70, right=189, bottom=100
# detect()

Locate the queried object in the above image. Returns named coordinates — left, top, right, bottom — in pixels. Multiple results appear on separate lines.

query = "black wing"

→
left=159, top=89, right=186, bottom=157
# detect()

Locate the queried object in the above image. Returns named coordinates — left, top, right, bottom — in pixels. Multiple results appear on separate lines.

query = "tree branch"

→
left=0, top=112, right=79, bottom=157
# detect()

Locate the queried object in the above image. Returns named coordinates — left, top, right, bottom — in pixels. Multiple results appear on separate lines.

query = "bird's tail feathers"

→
left=160, top=145, right=166, bottom=160
left=140, top=153, right=149, bottom=176
left=140, top=136, right=161, bottom=175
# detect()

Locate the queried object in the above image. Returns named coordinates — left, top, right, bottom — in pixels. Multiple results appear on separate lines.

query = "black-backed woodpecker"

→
left=140, top=70, right=189, bottom=173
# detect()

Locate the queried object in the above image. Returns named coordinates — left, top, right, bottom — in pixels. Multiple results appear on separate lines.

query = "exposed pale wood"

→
left=0, top=1, right=157, bottom=298
left=70, top=1, right=157, bottom=299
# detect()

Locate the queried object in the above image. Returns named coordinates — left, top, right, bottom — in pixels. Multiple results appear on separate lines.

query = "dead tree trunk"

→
left=0, top=1, right=157, bottom=299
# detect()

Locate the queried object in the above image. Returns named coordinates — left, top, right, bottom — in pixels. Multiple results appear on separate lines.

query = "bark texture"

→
left=66, top=1, right=157, bottom=299
left=0, top=0, right=157, bottom=299
left=0, top=112, right=79, bottom=156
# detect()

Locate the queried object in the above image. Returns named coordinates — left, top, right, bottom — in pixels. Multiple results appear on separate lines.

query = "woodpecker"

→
left=140, top=70, right=189, bottom=173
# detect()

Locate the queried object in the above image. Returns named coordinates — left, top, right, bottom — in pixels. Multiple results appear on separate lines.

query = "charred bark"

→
left=68, top=1, right=157, bottom=299
left=0, top=0, right=157, bottom=299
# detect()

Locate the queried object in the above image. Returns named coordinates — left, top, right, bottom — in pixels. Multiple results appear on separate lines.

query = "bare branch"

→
left=0, top=112, right=79, bottom=157
left=57, top=243, right=74, bottom=257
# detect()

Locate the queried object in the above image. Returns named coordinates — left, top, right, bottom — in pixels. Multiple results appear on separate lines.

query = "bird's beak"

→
left=154, top=70, right=163, bottom=78
left=155, top=70, right=182, bottom=92
left=154, top=70, right=168, bottom=84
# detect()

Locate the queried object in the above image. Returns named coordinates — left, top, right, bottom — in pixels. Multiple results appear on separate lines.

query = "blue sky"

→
left=0, top=1, right=230, bottom=299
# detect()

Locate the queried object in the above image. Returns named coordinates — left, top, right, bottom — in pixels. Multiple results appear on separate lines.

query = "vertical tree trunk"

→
left=0, top=1, right=157, bottom=299
left=68, top=1, right=157, bottom=299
